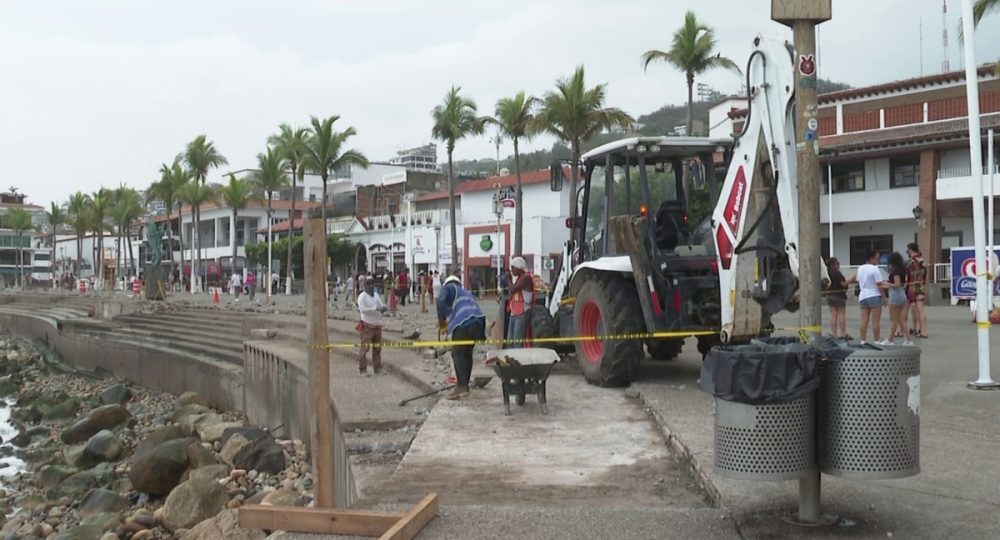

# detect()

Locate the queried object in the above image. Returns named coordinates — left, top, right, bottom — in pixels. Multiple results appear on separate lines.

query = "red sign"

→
left=798, top=54, right=816, bottom=77
left=723, top=166, right=748, bottom=236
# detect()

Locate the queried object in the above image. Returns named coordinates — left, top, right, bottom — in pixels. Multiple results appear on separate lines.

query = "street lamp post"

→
left=404, top=193, right=415, bottom=301
left=267, top=205, right=274, bottom=302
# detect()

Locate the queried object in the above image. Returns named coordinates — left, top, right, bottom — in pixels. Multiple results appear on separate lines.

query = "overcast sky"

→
left=5, top=0, right=1000, bottom=209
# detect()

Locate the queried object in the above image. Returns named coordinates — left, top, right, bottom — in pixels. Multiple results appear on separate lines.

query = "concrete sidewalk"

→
left=635, top=304, right=1000, bottom=539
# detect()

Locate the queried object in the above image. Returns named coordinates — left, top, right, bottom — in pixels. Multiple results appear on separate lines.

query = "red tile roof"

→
left=822, top=111, right=1000, bottom=153
left=414, top=169, right=557, bottom=202
left=260, top=218, right=304, bottom=234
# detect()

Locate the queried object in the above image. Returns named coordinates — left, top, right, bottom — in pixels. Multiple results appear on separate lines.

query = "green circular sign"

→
left=480, top=235, right=493, bottom=252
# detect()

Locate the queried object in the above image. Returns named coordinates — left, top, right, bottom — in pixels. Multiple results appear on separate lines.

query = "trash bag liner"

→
left=700, top=336, right=852, bottom=404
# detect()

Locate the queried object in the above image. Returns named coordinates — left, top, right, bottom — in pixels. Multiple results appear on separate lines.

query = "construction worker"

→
left=506, top=256, right=534, bottom=347
left=437, top=275, right=486, bottom=400
left=357, top=277, right=388, bottom=376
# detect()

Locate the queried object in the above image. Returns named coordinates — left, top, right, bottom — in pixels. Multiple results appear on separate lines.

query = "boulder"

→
left=134, top=424, right=186, bottom=459
left=64, top=443, right=87, bottom=468
left=78, top=489, right=128, bottom=518
left=188, top=464, right=229, bottom=482
left=220, top=426, right=268, bottom=448
left=54, top=525, right=104, bottom=540
left=99, top=384, right=132, bottom=406
left=170, top=403, right=211, bottom=421
left=161, top=477, right=228, bottom=531
left=86, top=404, right=131, bottom=430
left=183, top=509, right=265, bottom=540
left=232, top=437, right=286, bottom=475
left=79, top=430, right=123, bottom=468
left=129, top=437, right=197, bottom=495
left=61, top=419, right=99, bottom=444
left=38, top=464, right=78, bottom=488
left=42, top=398, right=81, bottom=420
left=220, top=432, right=251, bottom=466
left=80, top=512, right=123, bottom=532
left=196, top=421, right=242, bottom=444
left=261, top=489, right=302, bottom=507
left=187, top=442, right=221, bottom=468
left=176, top=391, right=210, bottom=408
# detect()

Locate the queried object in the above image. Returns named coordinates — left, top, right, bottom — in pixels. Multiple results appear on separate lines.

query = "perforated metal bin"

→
left=713, top=394, right=816, bottom=481
left=817, top=346, right=920, bottom=479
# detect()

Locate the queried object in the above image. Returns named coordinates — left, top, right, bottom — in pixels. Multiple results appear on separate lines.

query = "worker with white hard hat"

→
left=436, top=274, right=486, bottom=400
left=506, top=256, right=535, bottom=347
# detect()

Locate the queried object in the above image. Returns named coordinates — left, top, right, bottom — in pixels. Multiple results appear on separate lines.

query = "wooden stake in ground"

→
left=305, top=218, right=336, bottom=507
left=239, top=217, right=438, bottom=539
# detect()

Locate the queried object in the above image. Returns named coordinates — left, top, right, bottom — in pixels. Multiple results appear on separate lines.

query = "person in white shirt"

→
left=344, top=274, right=355, bottom=308
left=852, top=250, right=886, bottom=345
left=356, top=277, right=388, bottom=376
left=230, top=272, right=242, bottom=299
left=431, top=271, right=443, bottom=300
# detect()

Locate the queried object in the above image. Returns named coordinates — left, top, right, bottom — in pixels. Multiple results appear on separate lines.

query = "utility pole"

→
left=772, top=0, right=832, bottom=525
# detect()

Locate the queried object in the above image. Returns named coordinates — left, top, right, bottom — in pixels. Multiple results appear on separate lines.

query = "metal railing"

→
left=937, top=165, right=996, bottom=179
left=366, top=210, right=442, bottom=230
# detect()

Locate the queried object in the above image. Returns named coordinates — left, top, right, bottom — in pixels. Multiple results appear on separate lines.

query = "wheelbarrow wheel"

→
left=573, top=275, right=642, bottom=387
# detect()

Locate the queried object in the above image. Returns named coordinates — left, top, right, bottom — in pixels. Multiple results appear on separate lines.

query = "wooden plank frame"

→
left=238, top=219, right=438, bottom=540
left=238, top=493, right=438, bottom=539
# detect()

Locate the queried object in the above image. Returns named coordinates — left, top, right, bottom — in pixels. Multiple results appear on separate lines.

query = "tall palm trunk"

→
left=178, top=208, right=185, bottom=290
left=513, top=137, right=523, bottom=257
left=127, top=226, right=134, bottom=276
left=75, top=233, right=82, bottom=281
left=51, top=234, right=57, bottom=288
left=231, top=208, right=238, bottom=282
left=321, top=171, right=328, bottom=230
left=287, top=161, right=296, bottom=294
left=685, top=72, right=694, bottom=136
left=447, top=144, right=458, bottom=274
left=115, top=229, right=122, bottom=287
left=97, top=229, right=104, bottom=288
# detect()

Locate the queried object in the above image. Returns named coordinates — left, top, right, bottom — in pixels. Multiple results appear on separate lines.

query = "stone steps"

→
left=113, top=327, right=245, bottom=365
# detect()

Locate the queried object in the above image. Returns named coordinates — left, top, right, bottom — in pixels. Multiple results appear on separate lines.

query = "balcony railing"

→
left=938, top=165, right=996, bottom=179
left=366, top=210, right=443, bottom=230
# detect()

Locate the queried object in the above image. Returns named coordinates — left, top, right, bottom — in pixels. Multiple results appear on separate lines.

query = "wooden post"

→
left=305, top=218, right=335, bottom=507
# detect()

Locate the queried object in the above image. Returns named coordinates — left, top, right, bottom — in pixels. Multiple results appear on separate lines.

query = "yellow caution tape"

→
left=977, top=321, right=992, bottom=329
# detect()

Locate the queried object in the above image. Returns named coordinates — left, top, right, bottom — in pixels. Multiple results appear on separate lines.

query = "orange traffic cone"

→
left=213, top=289, right=220, bottom=304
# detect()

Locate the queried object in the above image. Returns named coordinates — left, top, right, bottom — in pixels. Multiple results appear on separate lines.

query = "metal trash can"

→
left=714, top=394, right=816, bottom=480
left=817, top=345, right=920, bottom=479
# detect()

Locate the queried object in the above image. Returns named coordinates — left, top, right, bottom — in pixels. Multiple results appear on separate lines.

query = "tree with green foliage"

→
left=147, top=158, right=191, bottom=275
left=66, top=191, right=90, bottom=278
left=432, top=86, right=484, bottom=269
left=245, top=233, right=355, bottom=280
left=253, top=147, right=289, bottom=295
left=177, top=181, right=217, bottom=290
left=304, top=116, right=369, bottom=230
left=269, top=123, right=311, bottom=292
left=89, top=188, right=113, bottom=287
left=182, top=135, right=228, bottom=292
left=45, top=202, right=67, bottom=286
left=535, top=66, right=634, bottom=223
left=485, top=92, right=538, bottom=257
left=217, top=174, right=258, bottom=279
left=642, top=11, right=740, bottom=137
left=111, top=184, right=143, bottom=279
left=7, top=207, right=33, bottom=288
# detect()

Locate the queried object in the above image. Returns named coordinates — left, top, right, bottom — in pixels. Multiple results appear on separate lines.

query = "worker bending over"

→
left=437, top=275, right=486, bottom=400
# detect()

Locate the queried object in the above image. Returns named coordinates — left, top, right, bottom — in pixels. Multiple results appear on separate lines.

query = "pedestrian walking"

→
left=506, top=257, right=535, bottom=347
left=397, top=268, right=409, bottom=307
left=230, top=272, right=242, bottom=299
left=271, top=272, right=279, bottom=295
left=345, top=274, right=355, bottom=308
left=418, top=271, right=428, bottom=313
left=824, top=257, right=849, bottom=338
left=384, top=271, right=397, bottom=316
left=906, top=243, right=929, bottom=338
left=356, top=278, right=388, bottom=376
left=437, top=275, right=486, bottom=400
left=880, top=252, right=913, bottom=346
left=431, top=271, right=441, bottom=301
left=853, top=250, right=885, bottom=345
left=245, top=271, right=256, bottom=301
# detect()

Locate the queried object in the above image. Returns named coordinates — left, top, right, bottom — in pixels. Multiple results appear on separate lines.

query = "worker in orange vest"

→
left=506, top=257, right=534, bottom=347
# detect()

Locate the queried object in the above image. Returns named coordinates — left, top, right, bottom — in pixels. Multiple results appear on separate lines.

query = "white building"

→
left=388, top=143, right=439, bottom=172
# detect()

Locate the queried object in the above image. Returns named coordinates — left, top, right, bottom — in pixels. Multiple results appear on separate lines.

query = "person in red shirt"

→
left=397, top=268, right=410, bottom=307
left=506, top=257, right=534, bottom=347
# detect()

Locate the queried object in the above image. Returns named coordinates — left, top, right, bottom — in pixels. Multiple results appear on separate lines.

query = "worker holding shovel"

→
left=437, top=275, right=486, bottom=400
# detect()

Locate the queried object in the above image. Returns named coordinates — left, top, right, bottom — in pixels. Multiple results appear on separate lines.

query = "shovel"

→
left=397, top=375, right=493, bottom=406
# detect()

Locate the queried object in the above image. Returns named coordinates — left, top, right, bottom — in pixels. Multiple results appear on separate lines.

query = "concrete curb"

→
left=631, top=389, right=724, bottom=507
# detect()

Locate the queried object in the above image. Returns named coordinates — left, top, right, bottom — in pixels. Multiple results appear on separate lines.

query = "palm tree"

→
left=974, top=0, right=1000, bottom=25
left=182, top=135, right=228, bottom=292
left=485, top=92, right=539, bottom=257
left=641, top=11, right=739, bottom=137
left=89, top=188, right=113, bottom=288
left=432, top=86, right=484, bottom=270
left=147, top=158, right=191, bottom=276
left=217, top=174, right=257, bottom=282
left=253, top=147, right=289, bottom=297
left=177, top=181, right=217, bottom=293
left=535, top=66, right=634, bottom=222
left=268, top=124, right=311, bottom=293
left=112, top=185, right=143, bottom=283
left=304, top=116, right=369, bottom=230
left=67, top=192, right=90, bottom=279
left=45, top=202, right=67, bottom=287
left=7, top=207, right=33, bottom=288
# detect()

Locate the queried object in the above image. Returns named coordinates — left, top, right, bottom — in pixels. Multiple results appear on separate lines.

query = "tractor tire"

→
left=529, top=305, right=557, bottom=348
left=646, top=339, right=683, bottom=361
left=573, top=275, right=643, bottom=387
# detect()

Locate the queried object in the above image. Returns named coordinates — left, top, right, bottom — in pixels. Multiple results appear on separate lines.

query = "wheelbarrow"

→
left=485, top=348, right=560, bottom=415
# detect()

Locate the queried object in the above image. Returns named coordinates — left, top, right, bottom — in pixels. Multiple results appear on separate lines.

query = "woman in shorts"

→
left=853, top=250, right=885, bottom=345
left=825, top=258, right=849, bottom=338
left=881, top=252, right=913, bottom=346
